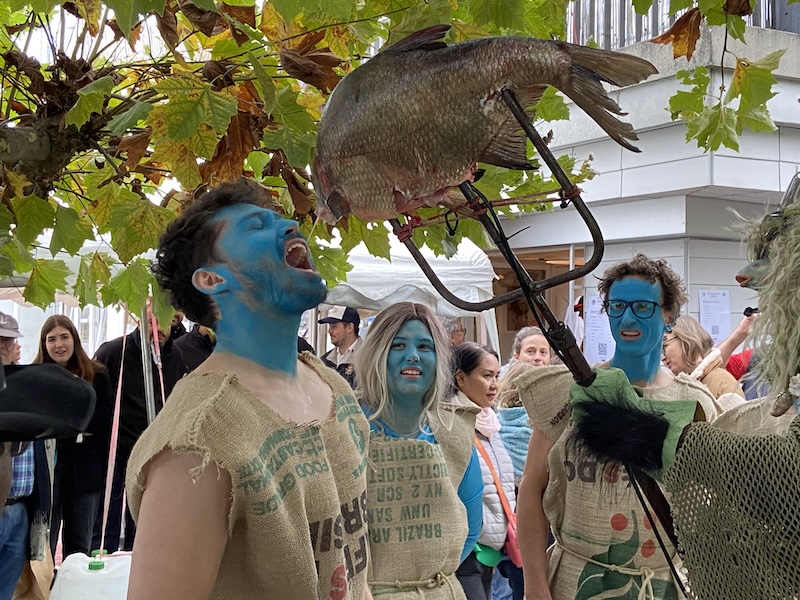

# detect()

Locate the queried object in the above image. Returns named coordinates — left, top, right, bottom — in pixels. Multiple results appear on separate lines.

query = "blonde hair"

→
left=670, top=315, right=713, bottom=370
left=355, top=303, right=452, bottom=430
left=496, top=361, right=536, bottom=408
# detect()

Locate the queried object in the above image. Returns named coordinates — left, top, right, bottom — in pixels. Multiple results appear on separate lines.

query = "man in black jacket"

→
left=92, top=314, right=187, bottom=552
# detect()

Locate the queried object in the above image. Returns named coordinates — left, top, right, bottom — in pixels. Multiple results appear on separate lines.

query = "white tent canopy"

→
left=325, top=237, right=500, bottom=352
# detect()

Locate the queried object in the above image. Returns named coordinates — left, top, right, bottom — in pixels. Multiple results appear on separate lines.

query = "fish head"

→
left=312, top=156, right=352, bottom=225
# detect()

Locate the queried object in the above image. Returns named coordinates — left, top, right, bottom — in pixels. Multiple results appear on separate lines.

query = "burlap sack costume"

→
left=126, top=355, right=370, bottom=600
left=366, top=406, right=476, bottom=599
left=661, top=413, right=800, bottom=599
left=519, top=365, right=717, bottom=600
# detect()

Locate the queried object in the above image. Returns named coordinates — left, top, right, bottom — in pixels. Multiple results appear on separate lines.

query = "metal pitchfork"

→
left=393, top=87, right=690, bottom=594
left=390, top=88, right=601, bottom=387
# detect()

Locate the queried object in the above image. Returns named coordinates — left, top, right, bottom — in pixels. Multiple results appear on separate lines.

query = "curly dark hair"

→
left=152, top=179, right=281, bottom=327
left=597, top=253, right=686, bottom=323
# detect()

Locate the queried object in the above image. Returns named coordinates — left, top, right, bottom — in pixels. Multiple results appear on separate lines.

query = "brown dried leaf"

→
left=155, top=8, right=180, bottom=51
left=118, top=128, right=152, bottom=171
left=199, top=112, right=256, bottom=183
left=232, top=81, right=263, bottom=115
left=293, top=30, right=326, bottom=53
left=651, top=8, right=702, bottom=62
left=179, top=2, right=227, bottom=37
left=279, top=47, right=342, bottom=93
left=220, top=3, right=256, bottom=45
left=134, top=162, right=166, bottom=185
left=283, top=169, right=313, bottom=215
left=723, top=0, right=753, bottom=16
left=202, top=60, right=237, bottom=90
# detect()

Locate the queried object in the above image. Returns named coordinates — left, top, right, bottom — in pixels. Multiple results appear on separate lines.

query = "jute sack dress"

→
left=126, top=354, right=370, bottom=600
left=365, top=405, right=476, bottom=599
left=518, top=366, right=718, bottom=600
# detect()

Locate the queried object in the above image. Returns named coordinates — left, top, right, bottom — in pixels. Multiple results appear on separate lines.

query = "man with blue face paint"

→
left=517, top=254, right=719, bottom=600
left=124, top=180, right=373, bottom=600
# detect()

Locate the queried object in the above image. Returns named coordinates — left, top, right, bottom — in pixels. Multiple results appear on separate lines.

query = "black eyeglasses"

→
left=748, top=210, right=788, bottom=262
left=604, top=300, right=662, bottom=319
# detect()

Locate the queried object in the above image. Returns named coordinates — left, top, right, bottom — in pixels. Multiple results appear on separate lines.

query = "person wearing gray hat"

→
left=319, top=306, right=362, bottom=388
left=0, top=312, right=22, bottom=367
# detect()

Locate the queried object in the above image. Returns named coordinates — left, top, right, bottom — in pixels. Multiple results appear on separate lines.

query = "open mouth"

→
left=285, top=239, right=314, bottom=271
left=401, top=367, right=422, bottom=377
left=619, top=330, right=641, bottom=339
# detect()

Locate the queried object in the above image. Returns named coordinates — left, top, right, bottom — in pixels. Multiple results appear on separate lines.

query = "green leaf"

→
left=0, top=203, right=13, bottom=236
left=74, top=252, right=114, bottom=308
left=694, top=104, right=738, bottom=152
left=211, top=37, right=262, bottom=60
left=632, top=0, right=653, bottom=15
left=534, top=87, right=570, bottom=122
left=107, top=200, right=176, bottom=264
left=10, top=195, right=55, bottom=246
left=261, top=125, right=316, bottom=170
left=106, top=100, right=154, bottom=136
left=310, top=244, right=352, bottom=288
left=1, top=237, right=35, bottom=274
left=313, top=0, right=352, bottom=20
left=704, top=6, right=726, bottom=25
left=736, top=103, right=776, bottom=134
left=727, top=15, right=747, bottom=42
left=156, top=74, right=238, bottom=140
left=105, top=0, right=167, bottom=37
left=188, top=0, right=218, bottom=10
left=23, top=259, right=70, bottom=308
left=248, top=51, right=276, bottom=115
left=697, top=0, right=725, bottom=15
left=271, top=0, right=303, bottom=22
left=151, top=279, right=177, bottom=331
left=103, top=259, right=151, bottom=312
left=339, top=215, right=391, bottom=259
left=51, top=205, right=94, bottom=256
left=670, top=0, right=694, bottom=12
left=84, top=178, right=143, bottom=232
left=64, top=75, right=116, bottom=129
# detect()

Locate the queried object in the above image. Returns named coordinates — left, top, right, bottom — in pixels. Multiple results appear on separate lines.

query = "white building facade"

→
left=491, top=24, right=800, bottom=359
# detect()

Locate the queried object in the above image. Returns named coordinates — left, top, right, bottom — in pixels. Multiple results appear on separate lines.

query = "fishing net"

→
left=662, top=415, right=800, bottom=599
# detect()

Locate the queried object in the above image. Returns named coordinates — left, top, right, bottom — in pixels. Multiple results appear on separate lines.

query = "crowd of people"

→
left=0, top=179, right=775, bottom=600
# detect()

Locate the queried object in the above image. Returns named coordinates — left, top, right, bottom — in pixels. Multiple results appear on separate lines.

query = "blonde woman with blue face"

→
left=355, top=303, right=483, bottom=600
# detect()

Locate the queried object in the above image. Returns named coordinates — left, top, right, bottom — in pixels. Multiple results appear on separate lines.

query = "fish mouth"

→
left=284, top=238, right=314, bottom=271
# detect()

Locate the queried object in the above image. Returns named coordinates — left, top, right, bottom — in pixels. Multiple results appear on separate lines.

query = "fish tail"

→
left=562, top=45, right=658, bottom=152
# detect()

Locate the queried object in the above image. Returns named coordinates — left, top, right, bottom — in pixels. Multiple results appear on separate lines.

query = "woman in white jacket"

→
left=450, top=343, right=517, bottom=600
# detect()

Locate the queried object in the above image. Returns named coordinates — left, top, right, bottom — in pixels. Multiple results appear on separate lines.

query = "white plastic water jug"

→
left=50, top=551, right=131, bottom=600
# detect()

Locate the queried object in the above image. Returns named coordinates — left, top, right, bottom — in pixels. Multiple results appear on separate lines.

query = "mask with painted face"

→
left=386, top=320, right=437, bottom=411
left=607, top=277, right=667, bottom=384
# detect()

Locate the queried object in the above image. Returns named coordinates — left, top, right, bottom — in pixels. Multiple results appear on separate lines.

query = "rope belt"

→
left=557, top=542, right=679, bottom=600
left=371, top=571, right=458, bottom=597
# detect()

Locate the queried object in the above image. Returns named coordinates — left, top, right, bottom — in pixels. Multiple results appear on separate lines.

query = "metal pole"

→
left=139, top=308, right=158, bottom=425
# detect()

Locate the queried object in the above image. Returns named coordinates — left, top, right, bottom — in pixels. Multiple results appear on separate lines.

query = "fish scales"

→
left=313, top=27, right=657, bottom=223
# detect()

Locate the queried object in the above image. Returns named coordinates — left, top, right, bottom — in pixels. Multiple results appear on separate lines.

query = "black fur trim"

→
left=569, top=399, right=670, bottom=473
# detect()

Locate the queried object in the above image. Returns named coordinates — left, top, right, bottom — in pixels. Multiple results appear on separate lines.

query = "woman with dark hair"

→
left=449, top=343, right=518, bottom=600
left=34, top=315, right=113, bottom=558
left=354, top=303, right=483, bottom=599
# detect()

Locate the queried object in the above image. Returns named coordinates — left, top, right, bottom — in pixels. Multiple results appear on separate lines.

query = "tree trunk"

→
left=0, top=127, right=52, bottom=164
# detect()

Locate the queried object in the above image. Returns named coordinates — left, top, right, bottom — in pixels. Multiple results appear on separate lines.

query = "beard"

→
left=228, top=257, right=328, bottom=317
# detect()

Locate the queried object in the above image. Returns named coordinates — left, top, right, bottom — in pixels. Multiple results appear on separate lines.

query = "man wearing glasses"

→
left=518, top=254, right=719, bottom=600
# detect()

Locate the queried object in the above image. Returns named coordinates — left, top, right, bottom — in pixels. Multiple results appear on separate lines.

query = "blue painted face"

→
left=386, top=320, right=437, bottom=408
left=208, top=204, right=327, bottom=314
left=607, top=277, right=667, bottom=383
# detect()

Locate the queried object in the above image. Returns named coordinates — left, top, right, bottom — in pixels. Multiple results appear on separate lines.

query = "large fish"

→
left=312, top=25, right=657, bottom=223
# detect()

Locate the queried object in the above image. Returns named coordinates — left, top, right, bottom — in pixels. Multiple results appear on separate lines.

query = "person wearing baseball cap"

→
left=318, top=306, right=362, bottom=388
left=0, top=312, right=22, bottom=367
